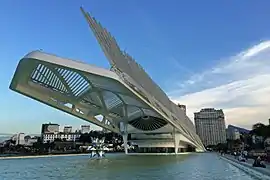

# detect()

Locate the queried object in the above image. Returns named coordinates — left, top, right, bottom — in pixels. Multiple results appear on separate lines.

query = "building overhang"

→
left=10, top=50, right=205, bottom=151
left=9, top=7, right=206, bottom=151
left=10, top=51, right=173, bottom=134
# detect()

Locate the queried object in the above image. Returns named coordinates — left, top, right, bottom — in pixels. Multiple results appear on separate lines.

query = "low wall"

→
left=220, top=156, right=270, bottom=180
left=0, top=153, right=90, bottom=160
left=128, top=152, right=193, bottom=156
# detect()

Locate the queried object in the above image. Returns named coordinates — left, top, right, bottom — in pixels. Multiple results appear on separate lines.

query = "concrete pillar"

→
left=120, top=121, right=128, bottom=154
left=122, top=133, right=128, bottom=154
left=173, top=128, right=181, bottom=155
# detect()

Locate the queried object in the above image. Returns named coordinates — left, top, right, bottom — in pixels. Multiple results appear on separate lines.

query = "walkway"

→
left=221, top=154, right=270, bottom=179
left=225, top=154, right=270, bottom=169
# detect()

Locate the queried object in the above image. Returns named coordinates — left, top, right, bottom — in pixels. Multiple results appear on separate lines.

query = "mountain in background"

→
left=0, top=134, right=12, bottom=143
left=228, top=125, right=250, bottom=134
left=0, top=133, right=12, bottom=136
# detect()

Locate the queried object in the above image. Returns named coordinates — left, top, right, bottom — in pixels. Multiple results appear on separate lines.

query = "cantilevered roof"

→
left=9, top=7, right=205, bottom=150
left=10, top=50, right=203, bottom=149
left=10, top=51, right=172, bottom=133
left=80, top=7, right=204, bottom=147
left=80, top=7, right=197, bottom=130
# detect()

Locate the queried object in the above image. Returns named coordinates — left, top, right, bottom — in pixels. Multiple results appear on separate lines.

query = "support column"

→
left=120, top=104, right=129, bottom=155
left=120, top=121, right=128, bottom=154
left=173, top=128, right=181, bottom=155
left=122, top=133, right=128, bottom=154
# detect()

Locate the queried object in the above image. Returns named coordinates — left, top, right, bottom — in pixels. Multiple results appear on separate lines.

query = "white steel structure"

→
left=9, top=7, right=205, bottom=154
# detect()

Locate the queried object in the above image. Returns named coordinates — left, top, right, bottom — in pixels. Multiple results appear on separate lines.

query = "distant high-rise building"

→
left=194, top=108, right=226, bottom=146
left=16, top=133, right=25, bottom=145
left=226, top=127, right=240, bottom=140
left=41, top=123, right=60, bottom=143
left=63, top=126, right=72, bottom=133
left=41, top=123, right=60, bottom=134
left=25, top=136, right=38, bottom=146
left=81, top=125, right=90, bottom=134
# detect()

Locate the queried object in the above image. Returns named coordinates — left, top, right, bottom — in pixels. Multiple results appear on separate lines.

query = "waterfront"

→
left=0, top=153, right=257, bottom=180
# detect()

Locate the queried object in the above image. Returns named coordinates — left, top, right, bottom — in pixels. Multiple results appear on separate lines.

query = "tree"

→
left=234, top=139, right=242, bottom=145
left=250, top=123, right=270, bottom=138
left=216, top=143, right=227, bottom=152
left=32, top=140, right=44, bottom=153
left=49, top=142, right=55, bottom=150
left=249, top=122, right=270, bottom=149
left=252, top=123, right=265, bottom=130
left=78, top=133, right=92, bottom=145
left=10, top=139, right=16, bottom=145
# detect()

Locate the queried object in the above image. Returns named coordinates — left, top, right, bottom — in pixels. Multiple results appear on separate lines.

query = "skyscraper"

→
left=81, top=125, right=90, bottom=134
left=63, top=126, right=72, bottom=133
left=194, top=108, right=226, bottom=146
left=226, top=127, right=240, bottom=140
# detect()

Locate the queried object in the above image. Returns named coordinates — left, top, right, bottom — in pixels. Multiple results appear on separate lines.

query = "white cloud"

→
left=170, top=41, right=270, bottom=129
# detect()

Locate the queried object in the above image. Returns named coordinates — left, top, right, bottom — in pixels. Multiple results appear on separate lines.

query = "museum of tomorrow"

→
left=9, top=7, right=205, bottom=154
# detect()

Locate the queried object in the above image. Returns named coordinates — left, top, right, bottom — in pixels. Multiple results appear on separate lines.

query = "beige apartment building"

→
left=194, top=108, right=226, bottom=146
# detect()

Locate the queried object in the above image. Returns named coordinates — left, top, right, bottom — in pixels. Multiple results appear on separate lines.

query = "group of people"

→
left=253, top=156, right=266, bottom=168
left=233, top=151, right=266, bottom=168
left=233, top=151, right=248, bottom=162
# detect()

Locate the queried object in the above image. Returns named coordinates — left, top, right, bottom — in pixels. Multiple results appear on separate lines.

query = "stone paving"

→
left=224, top=154, right=270, bottom=169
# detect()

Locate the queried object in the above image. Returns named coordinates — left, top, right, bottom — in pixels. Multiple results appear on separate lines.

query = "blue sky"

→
left=1, top=0, right=270, bottom=134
